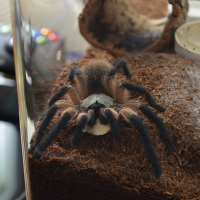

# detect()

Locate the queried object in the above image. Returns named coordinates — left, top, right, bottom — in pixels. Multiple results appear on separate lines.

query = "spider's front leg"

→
left=106, top=59, right=133, bottom=78
left=116, top=81, right=166, bottom=112
left=66, top=65, right=83, bottom=81
left=29, top=104, right=58, bottom=154
left=66, top=66, right=88, bottom=98
left=119, top=108, right=162, bottom=178
left=106, top=59, right=133, bottom=97
left=100, top=108, right=121, bottom=140
left=32, top=107, right=77, bottom=159
left=49, top=85, right=80, bottom=107
left=30, top=84, right=80, bottom=155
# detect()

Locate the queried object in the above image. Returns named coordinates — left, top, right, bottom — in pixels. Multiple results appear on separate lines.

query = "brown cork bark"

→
left=79, top=0, right=188, bottom=57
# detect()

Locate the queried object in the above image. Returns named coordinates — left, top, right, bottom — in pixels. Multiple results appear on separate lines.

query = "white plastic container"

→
left=175, top=20, right=200, bottom=63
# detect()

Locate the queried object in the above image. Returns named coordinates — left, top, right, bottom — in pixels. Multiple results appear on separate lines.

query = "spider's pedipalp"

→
left=71, top=114, right=88, bottom=145
left=120, top=108, right=161, bottom=178
left=106, top=59, right=133, bottom=77
left=99, top=108, right=108, bottom=124
left=139, top=104, right=174, bottom=151
left=66, top=65, right=83, bottom=81
left=48, top=85, right=80, bottom=107
left=87, top=109, right=95, bottom=127
left=121, top=81, right=166, bottom=112
left=32, top=108, right=77, bottom=159
left=103, top=108, right=121, bottom=140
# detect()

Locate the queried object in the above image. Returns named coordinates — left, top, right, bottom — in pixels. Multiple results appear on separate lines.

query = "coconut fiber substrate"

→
left=28, top=47, right=200, bottom=200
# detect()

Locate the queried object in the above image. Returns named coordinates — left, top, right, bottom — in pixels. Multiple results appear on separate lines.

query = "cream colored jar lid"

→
left=175, top=20, right=200, bottom=63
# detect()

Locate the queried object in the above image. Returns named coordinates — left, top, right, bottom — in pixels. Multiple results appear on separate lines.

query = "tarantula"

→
left=30, top=59, right=174, bottom=178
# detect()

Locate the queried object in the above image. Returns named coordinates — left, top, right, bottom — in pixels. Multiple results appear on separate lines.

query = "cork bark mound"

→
left=29, top=47, right=200, bottom=200
left=78, top=0, right=188, bottom=56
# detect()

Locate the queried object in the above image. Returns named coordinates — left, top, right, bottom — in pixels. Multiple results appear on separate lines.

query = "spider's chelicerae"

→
left=30, top=59, right=174, bottom=178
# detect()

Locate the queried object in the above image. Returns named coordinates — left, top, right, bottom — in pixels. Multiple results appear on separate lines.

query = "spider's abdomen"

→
left=83, top=118, right=110, bottom=136
left=84, top=60, right=112, bottom=95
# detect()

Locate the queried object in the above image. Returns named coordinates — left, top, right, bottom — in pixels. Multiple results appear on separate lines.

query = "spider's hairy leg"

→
left=29, top=104, right=58, bottom=154
left=66, top=66, right=88, bottom=98
left=71, top=113, right=88, bottom=145
left=48, top=85, right=80, bottom=107
left=105, top=59, right=133, bottom=97
left=32, top=108, right=77, bottom=159
left=120, top=102, right=173, bottom=150
left=115, top=82, right=127, bottom=103
left=106, top=59, right=133, bottom=78
left=120, top=108, right=162, bottom=178
left=139, top=105, right=174, bottom=151
left=66, top=65, right=83, bottom=81
left=103, top=108, right=121, bottom=140
left=119, top=81, right=166, bottom=112
left=75, top=74, right=88, bottom=99
left=105, top=76, right=116, bottom=97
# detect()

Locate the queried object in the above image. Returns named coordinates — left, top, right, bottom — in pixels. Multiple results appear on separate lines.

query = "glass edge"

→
left=9, top=0, right=31, bottom=199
